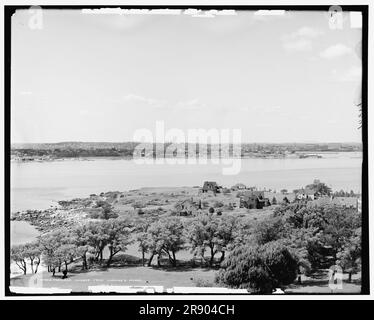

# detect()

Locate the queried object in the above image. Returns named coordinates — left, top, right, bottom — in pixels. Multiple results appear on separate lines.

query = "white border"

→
left=0, top=0, right=372, bottom=301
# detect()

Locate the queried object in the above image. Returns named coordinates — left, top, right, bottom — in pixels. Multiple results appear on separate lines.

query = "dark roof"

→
left=202, top=181, right=218, bottom=190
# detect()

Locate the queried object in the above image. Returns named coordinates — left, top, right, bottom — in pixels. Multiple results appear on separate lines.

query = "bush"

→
left=222, top=188, right=231, bottom=194
left=89, top=211, right=100, bottom=219
left=216, top=241, right=298, bottom=293
left=133, top=202, right=146, bottom=209
left=213, top=201, right=224, bottom=208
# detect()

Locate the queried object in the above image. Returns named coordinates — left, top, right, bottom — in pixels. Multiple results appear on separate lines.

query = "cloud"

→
left=283, top=38, right=312, bottom=52
left=175, top=98, right=207, bottom=110
left=281, top=27, right=323, bottom=52
left=285, top=26, right=324, bottom=39
left=296, top=26, right=324, bottom=38
left=319, top=44, right=353, bottom=59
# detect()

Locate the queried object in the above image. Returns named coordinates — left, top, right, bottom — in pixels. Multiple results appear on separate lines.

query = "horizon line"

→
left=11, top=140, right=363, bottom=145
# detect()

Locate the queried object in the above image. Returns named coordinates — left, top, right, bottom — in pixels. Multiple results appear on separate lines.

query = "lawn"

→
left=10, top=265, right=217, bottom=292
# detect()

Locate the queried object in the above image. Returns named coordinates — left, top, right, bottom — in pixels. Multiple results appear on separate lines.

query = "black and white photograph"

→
left=3, top=2, right=370, bottom=299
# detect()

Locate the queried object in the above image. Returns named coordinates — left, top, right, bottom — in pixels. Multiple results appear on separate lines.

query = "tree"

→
left=186, top=214, right=220, bottom=266
left=80, top=221, right=109, bottom=263
left=336, top=229, right=361, bottom=282
left=306, top=180, right=332, bottom=196
left=215, top=216, right=240, bottom=263
left=55, top=243, right=77, bottom=276
left=39, top=228, right=72, bottom=274
left=273, top=202, right=361, bottom=269
left=283, top=197, right=290, bottom=204
left=320, top=206, right=361, bottom=260
left=216, top=241, right=298, bottom=293
left=271, top=197, right=277, bottom=205
left=23, top=242, right=42, bottom=274
left=11, top=245, right=28, bottom=275
left=92, top=200, right=118, bottom=219
left=186, top=214, right=240, bottom=266
left=101, top=218, right=133, bottom=267
left=135, top=219, right=151, bottom=266
left=71, top=223, right=96, bottom=270
left=251, top=217, right=287, bottom=245
left=147, top=217, right=185, bottom=267
left=135, top=215, right=160, bottom=266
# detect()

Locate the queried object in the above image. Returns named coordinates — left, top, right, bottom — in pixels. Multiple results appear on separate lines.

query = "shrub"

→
left=216, top=241, right=298, bottom=293
left=213, top=201, right=224, bottom=208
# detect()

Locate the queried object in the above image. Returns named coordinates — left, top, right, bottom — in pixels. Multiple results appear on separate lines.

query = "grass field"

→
left=10, top=265, right=361, bottom=294
left=10, top=265, right=217, bottom=292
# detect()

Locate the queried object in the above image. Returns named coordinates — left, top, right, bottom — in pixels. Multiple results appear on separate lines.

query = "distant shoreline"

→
left=10, top=151, right=363, bottom=163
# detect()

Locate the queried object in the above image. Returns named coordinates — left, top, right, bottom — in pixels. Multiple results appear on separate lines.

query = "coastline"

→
left=11, top=150, right=363, bottom=163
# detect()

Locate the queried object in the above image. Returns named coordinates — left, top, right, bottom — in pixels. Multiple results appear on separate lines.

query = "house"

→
left=296, top=188, right=315, bottom=200
left=202, top=181, right=220, bottom=193
left=231, top=183, right=247, bottom=191
left=240, top=191, right=270, bottom=209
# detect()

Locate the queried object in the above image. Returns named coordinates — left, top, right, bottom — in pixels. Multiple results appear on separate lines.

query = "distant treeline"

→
left=11, top=142, right=362, bottom=159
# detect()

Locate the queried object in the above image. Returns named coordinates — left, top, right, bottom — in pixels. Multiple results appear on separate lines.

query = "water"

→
left=11, top=221, right=40, bottom=245
left=11, top=152, right=362, bottom=212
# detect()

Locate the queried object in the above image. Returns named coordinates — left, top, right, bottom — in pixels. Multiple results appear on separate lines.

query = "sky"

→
left=11, top=9, right=363, bottom=143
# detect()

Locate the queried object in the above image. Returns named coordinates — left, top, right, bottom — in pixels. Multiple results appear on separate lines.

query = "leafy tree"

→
left=55, top=243, right=77, bottom=275
left=186, top=214, right=240, bottom=266
left=215, top=216, right=241, bottom=262
left=135, top=218, right=153, bottom=266
left=147, top=217, right=185, bottom=267
left=23, top=242, right=42, bottom=274
left=273, top=202, right=361, bottom=269
left=251, top=217, right=287, bottom=245
left=186, top=214, right=220, bottom=266
left=11, top=245, right=28, bottom=275
left=71, top=223, right=96, bottom=270
left=336, top=229, right=361, bottom=282
left=319, top=206, right=361, bottom=260
left=39, top=228, right=72, bottom=274
left=306, top=180, right=332, bottom=196
left=92, top=200, right=118, bottom=219
left=101, top=218, right=133, bottom=267
left=81, top=221, right=109, bottom=263
left=216, top=241, right=298, bottom=293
